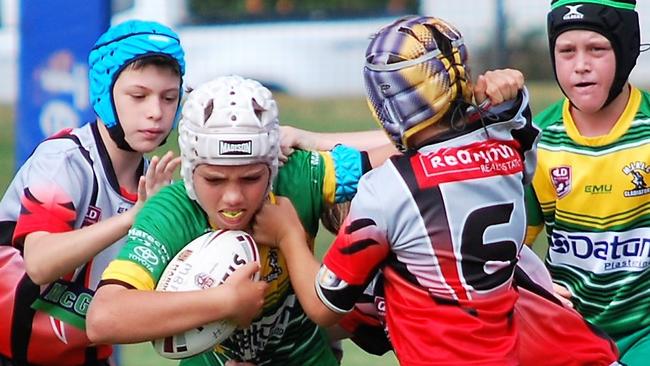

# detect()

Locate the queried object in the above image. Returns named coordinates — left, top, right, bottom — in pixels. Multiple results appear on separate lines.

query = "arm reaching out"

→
left=23, top=151, right=180, bottom=285
left=253, top=197, right=342, bottom=326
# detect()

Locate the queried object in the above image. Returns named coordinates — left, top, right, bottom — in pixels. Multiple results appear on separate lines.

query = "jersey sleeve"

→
left=12, top=140, right=91, bottom=248
left=317, top=174, right=390, bottom=313
left=101, top=182, right=208, bottom=290
left=274, top=145, right=365, bottom=238
left=524, top=184, right=544, bottom=246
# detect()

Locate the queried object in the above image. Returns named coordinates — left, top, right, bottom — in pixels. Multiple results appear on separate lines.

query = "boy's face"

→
left=554, top=30, right=616, bottom=113
left=112, top=64, right=181, bottom=153
left=193, top=163, right=270, bottom=230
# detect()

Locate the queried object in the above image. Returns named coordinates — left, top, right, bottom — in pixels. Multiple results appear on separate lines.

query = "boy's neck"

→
left=571, top=85, right=631, bottom=138
left=97, top=121, right=143, bottom=192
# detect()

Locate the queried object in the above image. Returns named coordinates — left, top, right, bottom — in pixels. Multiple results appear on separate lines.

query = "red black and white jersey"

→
left=319, top=90, right=540, bottom=365
left=0, top=122, right=143, bottom=365
left=338, top=245, right=621, bottom=366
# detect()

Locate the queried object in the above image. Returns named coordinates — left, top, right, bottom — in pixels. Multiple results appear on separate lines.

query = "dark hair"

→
left=321, top=202, right=351, bottom=235
left=126, top=54, right=182, bottom=76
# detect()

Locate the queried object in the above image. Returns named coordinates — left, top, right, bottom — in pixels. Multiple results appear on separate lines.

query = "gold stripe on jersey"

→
left=102, top=259, right=155, bottom=291
left=533, top=87, right=650, bottom=231
left=563, top=87, right=640, bottom=147
left=320, top=151, right=336, bottom=205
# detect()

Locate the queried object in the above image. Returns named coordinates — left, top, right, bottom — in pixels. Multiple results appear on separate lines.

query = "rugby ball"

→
left=152, top=229, right=260, bottom=359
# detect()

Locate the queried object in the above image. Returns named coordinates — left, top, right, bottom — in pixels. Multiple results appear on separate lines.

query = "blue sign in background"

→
left=17, top=0, right=110, bottom=166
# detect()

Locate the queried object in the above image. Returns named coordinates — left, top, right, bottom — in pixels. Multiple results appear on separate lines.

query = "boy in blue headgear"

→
left=0, top=19, right=184, bottom=365
left=525, top=1, right=650, bottom=364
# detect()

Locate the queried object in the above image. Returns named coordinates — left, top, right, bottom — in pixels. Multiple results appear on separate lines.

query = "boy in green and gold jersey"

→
left=525, top=1, right=650, bottom=364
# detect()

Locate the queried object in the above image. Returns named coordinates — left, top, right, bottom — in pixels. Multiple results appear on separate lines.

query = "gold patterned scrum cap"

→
left=363, top=15, right=473, bottom=151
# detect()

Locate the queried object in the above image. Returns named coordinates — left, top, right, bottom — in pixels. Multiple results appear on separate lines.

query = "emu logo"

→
left=563, top=5, right=584, bottom=20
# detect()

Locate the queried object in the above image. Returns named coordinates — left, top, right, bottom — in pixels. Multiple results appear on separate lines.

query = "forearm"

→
left=284, top=126, right=389, bottom=151
left=280, top=233, right=341, bottom=326
left=367, top=143, right=399, bottom=168
left=87, top=284, right=235, bottom=344
left=318, top=130, right=389, bottom=151
left=23, top=212, right=133, bottom=284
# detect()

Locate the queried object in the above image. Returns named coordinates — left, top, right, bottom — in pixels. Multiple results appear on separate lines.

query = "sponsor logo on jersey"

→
left=562, top=5, right=584, bottom=20
left=550, top=166, right=571, bottom=198
left=219, top=140, right=253, bottom=156
left=584, top=184, right=612, bottom=195
left=224, top=295, right=297, bottom=360
left=128, top=228, right=172, bottom=267
left=132, top=245, right=160, bottom=267
left=414, top=139, right=523, bottom=187
left=622, top=161, right=650, bottom=197
left=549, top=228, right=650, bottom=273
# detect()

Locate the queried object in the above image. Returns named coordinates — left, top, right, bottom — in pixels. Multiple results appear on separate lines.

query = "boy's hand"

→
left=473, top=68, right=524, bottom=106
left=279, top=126, right=319, bottom=164
left=143, top=150, right=181, bottom=197
left=552, top=283, right=574, bottom=308
left=222, top=262, right=267, bottom=328
left=128, top=151, right=181, bottom=222
left=253, top=196, right=305, bottom=249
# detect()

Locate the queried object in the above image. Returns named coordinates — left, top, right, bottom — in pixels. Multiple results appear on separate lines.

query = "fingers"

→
left=142, top=151, right=180, bottom=198
left=473, top=75, right=488, bottom=105
left=552, top=283, right=574, bottom=308
left=279, top=146, right=294, bottom=166
left=553, top=283, right=572, bottom=299
left=155, top=151, right=180, bottom=181
left=227, top=262, right=261, bottom=283
left=137, top=175, right=147, bottom=202
left=477, top=68, right=524, bottom=106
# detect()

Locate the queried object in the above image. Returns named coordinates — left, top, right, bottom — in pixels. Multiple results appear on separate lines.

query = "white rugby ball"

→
left=152, top=229, right=260, bottom=359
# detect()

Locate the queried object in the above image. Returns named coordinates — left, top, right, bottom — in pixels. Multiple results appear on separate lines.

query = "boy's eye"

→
left=243, top=176, right=261, bottom=182
left=204, top=177, right=224, bottom=184
left=130, top=94, right=145, bottom=99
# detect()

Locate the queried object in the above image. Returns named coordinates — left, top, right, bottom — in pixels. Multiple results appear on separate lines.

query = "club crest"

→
left=622, top=161, right=650, bottom=197
left=550, top=166, right=572, bottom=198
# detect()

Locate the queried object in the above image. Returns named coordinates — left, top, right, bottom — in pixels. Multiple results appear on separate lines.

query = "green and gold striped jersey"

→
left=100, top=147, right=365, bottom=365
left=525, top=86, right=650, bottom=337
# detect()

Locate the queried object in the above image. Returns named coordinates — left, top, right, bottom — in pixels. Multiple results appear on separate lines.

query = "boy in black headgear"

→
left=526, top=1, right=650, bottom=364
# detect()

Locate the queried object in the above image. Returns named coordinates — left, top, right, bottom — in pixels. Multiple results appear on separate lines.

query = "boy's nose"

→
left=147, top=98, right=163, bottom=120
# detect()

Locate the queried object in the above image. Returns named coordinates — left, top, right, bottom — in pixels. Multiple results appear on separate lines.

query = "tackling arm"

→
left=253, top=196, right=343, bottom=326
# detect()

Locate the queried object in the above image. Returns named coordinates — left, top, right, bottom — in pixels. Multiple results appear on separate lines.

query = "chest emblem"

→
left=622, top=161, right=650, bottom=197
left=550, top=166, right=572, bottom=198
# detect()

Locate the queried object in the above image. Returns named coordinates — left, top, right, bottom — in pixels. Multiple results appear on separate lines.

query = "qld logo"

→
left=622, top=161, right=650, bottom=197
left=550, top=166, right=572, bottom=198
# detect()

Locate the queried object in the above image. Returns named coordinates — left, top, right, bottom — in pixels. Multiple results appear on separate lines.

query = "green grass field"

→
left=0, top=83, right=563, bottom=365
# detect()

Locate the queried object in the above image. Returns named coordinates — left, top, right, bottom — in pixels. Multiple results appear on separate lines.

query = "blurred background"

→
left=0, top=0, right=649, bottom=365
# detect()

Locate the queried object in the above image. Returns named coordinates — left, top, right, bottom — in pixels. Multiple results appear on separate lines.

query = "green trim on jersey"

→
left=527, top=87, right=650, bottom=336
left=111, top=149, right=337, bottom=365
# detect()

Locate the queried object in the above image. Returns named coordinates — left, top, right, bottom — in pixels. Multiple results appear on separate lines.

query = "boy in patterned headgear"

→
left=0, top=19, right=184, bottom=365
left=525, top=0, right=650, bottom=364
left=253, top=15, right=542, bottom=365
